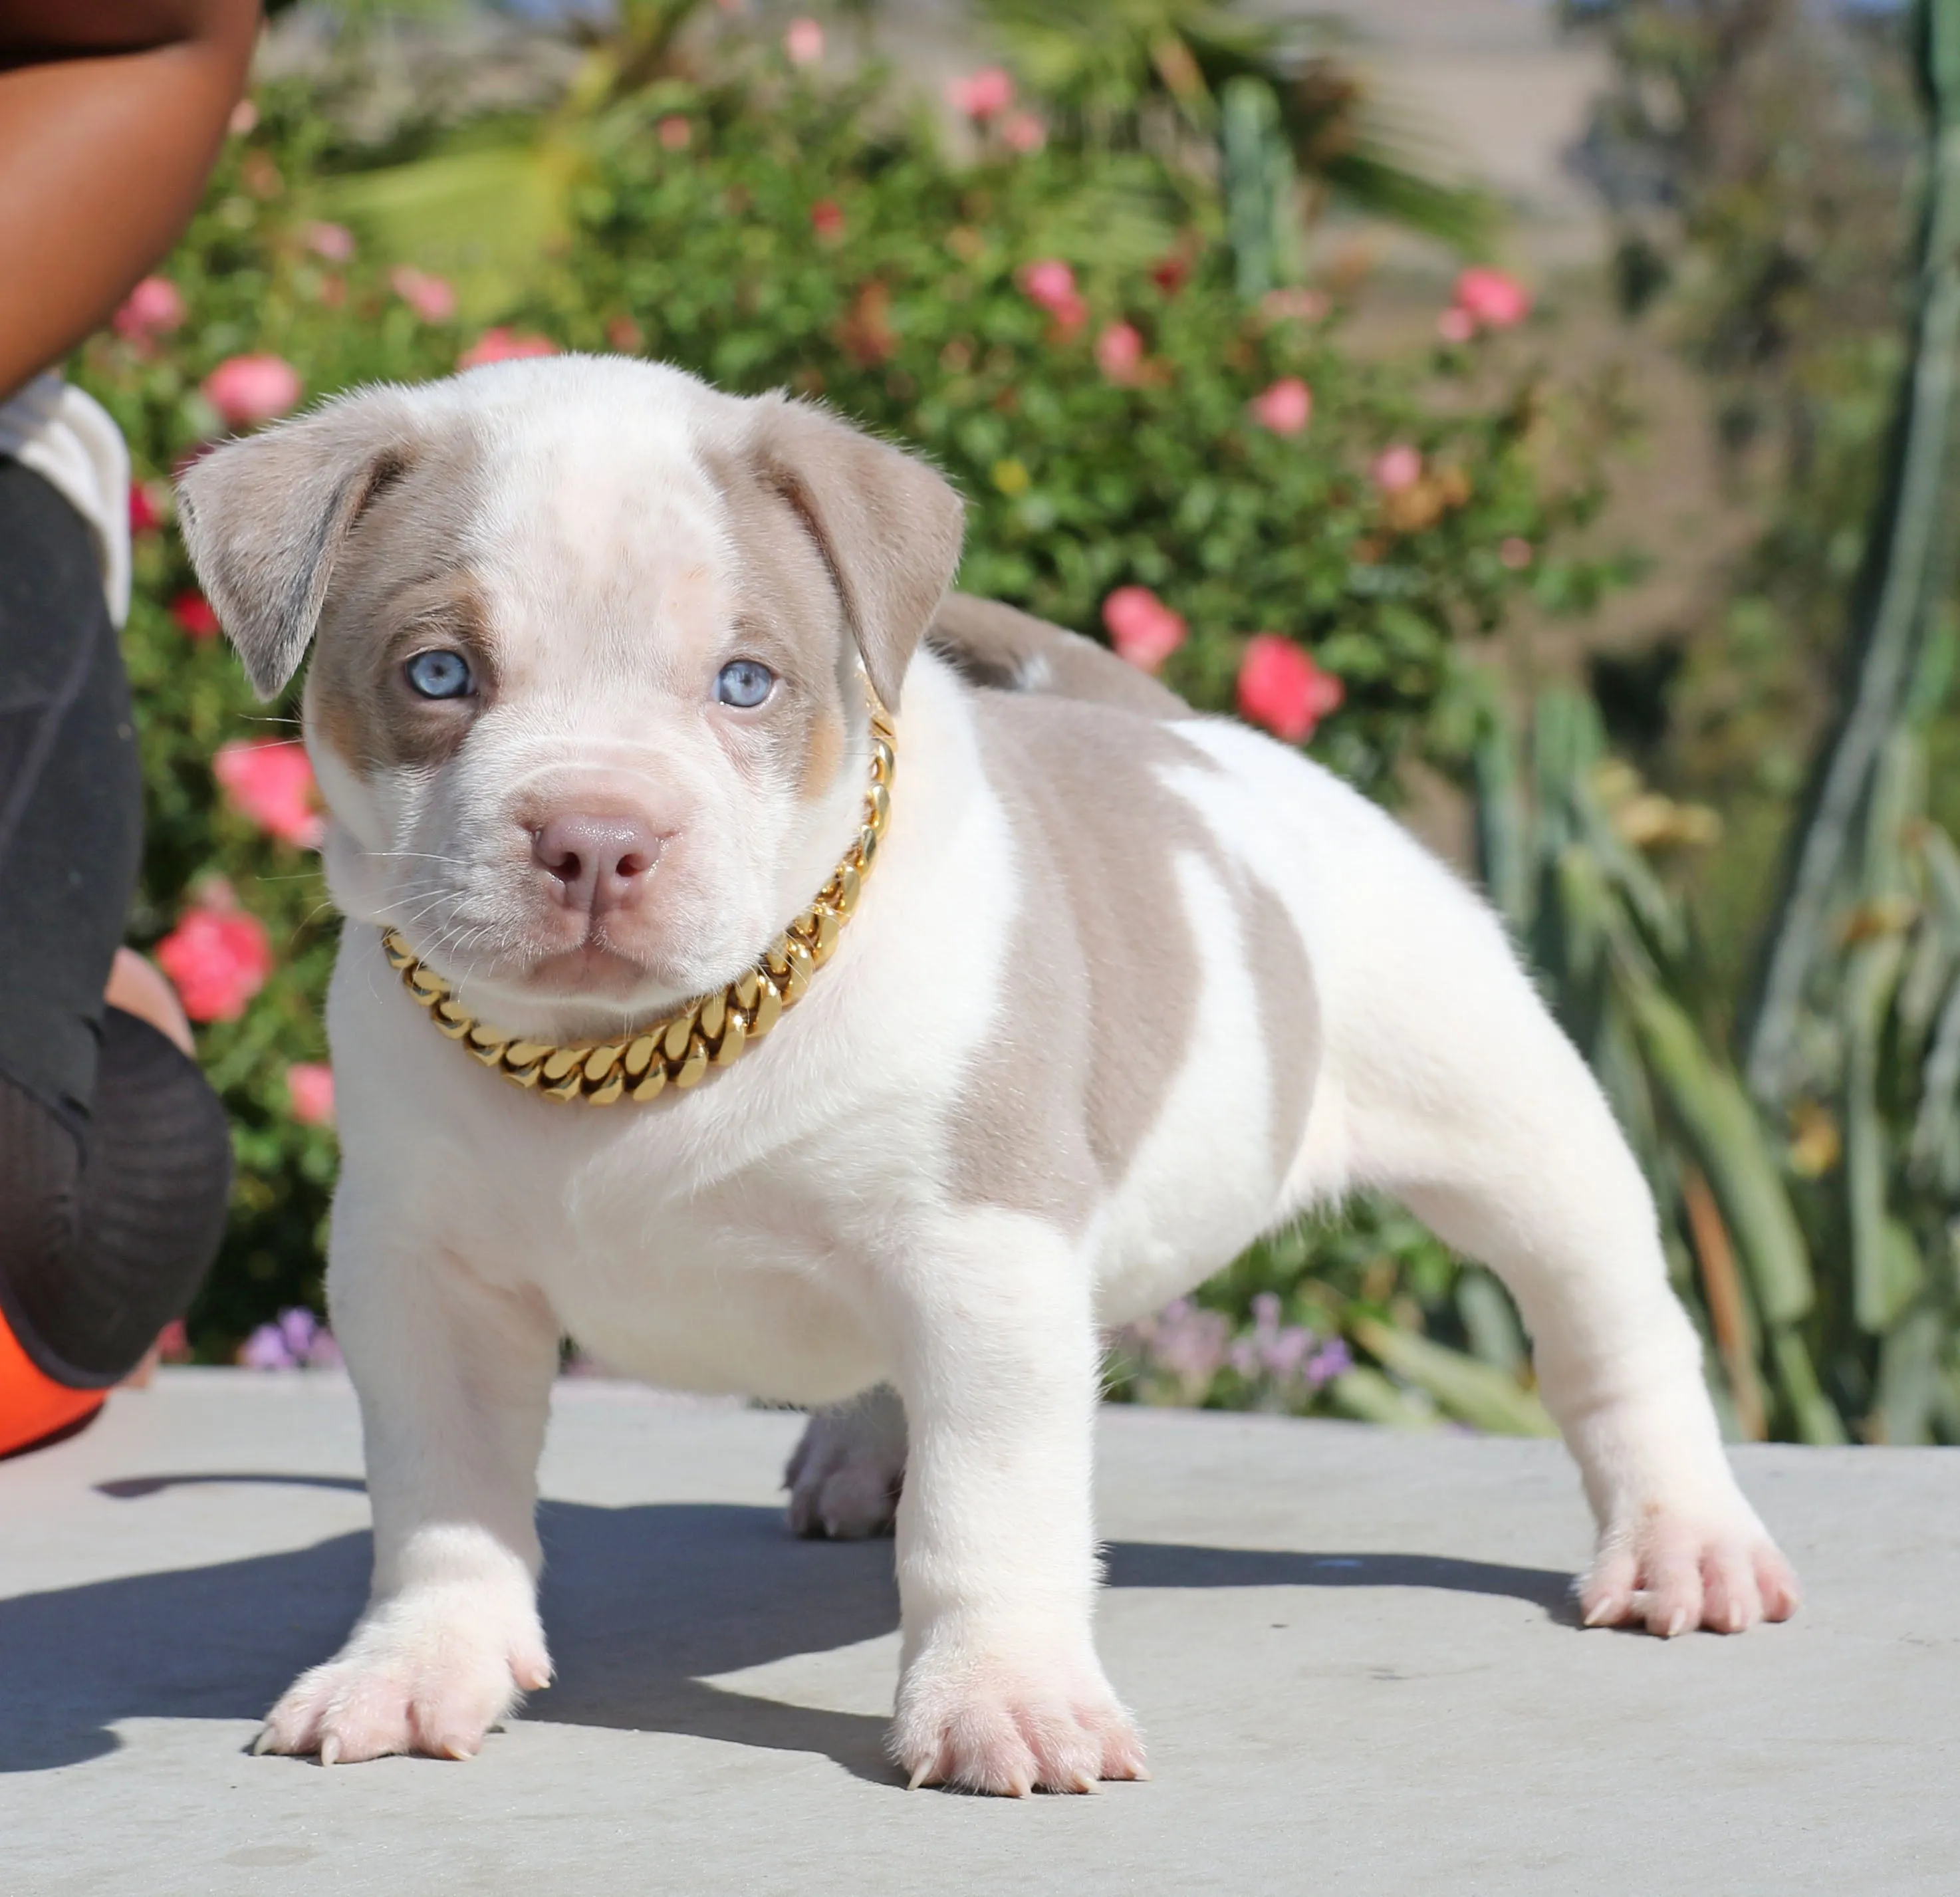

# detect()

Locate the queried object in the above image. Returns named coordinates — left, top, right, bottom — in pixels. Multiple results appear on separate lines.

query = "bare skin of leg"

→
left=105, top=946, right=193, bottom=1055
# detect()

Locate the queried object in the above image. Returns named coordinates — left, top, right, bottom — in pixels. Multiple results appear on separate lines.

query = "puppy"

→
left=178, top=356, right=1798, bottom=1795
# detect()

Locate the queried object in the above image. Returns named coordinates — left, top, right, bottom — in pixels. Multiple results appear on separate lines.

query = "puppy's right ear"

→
left=175, top=392, right=422, bottom=700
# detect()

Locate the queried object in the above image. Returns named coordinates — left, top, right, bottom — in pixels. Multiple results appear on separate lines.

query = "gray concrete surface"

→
left=1, top=1370, right=1954, bottom=1896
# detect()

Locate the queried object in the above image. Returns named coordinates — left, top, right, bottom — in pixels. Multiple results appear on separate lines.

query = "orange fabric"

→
left=0, top=1307, right=102, bottom=1457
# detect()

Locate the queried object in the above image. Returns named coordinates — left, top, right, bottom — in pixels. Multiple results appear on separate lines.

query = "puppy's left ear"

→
left=745, top=395, right=964, bottom=710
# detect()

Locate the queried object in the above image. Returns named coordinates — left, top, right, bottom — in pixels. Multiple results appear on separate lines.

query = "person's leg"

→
left=0, top=457, right=231, bottom=1445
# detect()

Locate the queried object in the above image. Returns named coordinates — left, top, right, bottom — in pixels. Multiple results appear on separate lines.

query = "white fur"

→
left=215, top=362, right=1797, bottom=1793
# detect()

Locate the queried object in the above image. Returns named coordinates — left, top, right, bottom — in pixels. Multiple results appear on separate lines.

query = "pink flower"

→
left=947, top=66, right=1015, bottom=120
left=303, top=221, right=356, bottom=263
left=286, top=1063, right=336, bottom=1127
left=1001, top=112, right=1046, bottom=154
left=606, top=314, right=645, bottom=352
left=1237, top=634, right=1344, bottom=743
left=228, top=100, right=258, bottom=137
left=1102, top=586, right=1187, bottom=673
left=1372, top=443, right=1423, bottom=493
left=1453, top=266, right=1531, bottom=330
left=390, top=266, right=457, bottom=323
left=1021, top=259, right=1087, bottom=334
left=458, top=328, right=559, bottom=370
left=1437, top=306, right=1477, bottom=344
left=129, top=482, right=164, bottom=534
left=1250, top=376, right=1312, bottom=436
left=658, top=115, right=692, bottom=151
left=810, top=198, right=845, bottom=241
left=113, top=277, right=185, bottom=341
left=1021, top=259, right=1076, bottom=311
left=170, top=591, right=221, bottom=639
left=784, top=17, right=824, bottom=64
left=155, top=892, right=274, bottom=1023
left=1499, top=536, right=1534, bottom=570
left=202, top=354, right=303, bottom=429
left=1095, top=320, right=1145, bottom=385
left=213, top=739, right=324, bottom=848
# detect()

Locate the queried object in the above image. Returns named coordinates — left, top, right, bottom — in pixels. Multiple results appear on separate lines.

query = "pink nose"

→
left=532, top=812, right=665, bottom=916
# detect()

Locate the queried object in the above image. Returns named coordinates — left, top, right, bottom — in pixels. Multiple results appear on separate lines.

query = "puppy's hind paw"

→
left=1580, top=1506, right=1801, bottom=1638
left=785, top=1389, right=905, bottom=1540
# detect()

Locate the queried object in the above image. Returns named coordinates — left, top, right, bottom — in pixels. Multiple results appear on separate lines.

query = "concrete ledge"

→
left=2, top=1370, right=1954, bottom=1895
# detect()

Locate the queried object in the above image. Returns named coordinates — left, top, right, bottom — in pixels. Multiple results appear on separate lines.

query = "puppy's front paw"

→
left=892, top=1645, right=1148, bottom=1795
left=255, top=1588, right=552, bottom=1763
left=1580, top=1503, right=1800, bottom=1637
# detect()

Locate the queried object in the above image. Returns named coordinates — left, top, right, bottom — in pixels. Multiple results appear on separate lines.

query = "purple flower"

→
left=1261, top=1325, right=1316, bottom=1379
left=239, top=1323, right=298, bottom=1370
left=238, top=1307, right=339, bottom=1370
left=1306, top=1339, right=1353, bottom=1387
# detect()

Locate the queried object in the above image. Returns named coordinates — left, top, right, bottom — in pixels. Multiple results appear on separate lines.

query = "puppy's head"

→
left=176, top=358, right=963, bottom=1030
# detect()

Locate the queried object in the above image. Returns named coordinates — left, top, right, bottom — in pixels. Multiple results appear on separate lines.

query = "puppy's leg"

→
left=785, top=1384, right=906, bottom=1539
left=884, top=1209, right=1146, bottom=1795
left=1337, top=892, right=1800, bottom=1637
left=257, top=1219, right=560, bottom=1763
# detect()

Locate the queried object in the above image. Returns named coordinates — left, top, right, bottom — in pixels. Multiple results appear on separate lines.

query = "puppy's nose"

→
left=532, top=813, right=665, bottom=916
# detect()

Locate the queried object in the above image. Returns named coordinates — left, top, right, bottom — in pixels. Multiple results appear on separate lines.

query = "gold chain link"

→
left=382, top=703, right=896, bottom=1104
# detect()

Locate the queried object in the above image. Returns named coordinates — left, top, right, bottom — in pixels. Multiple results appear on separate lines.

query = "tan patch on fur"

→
left=304, top=427, right=495, bottom=777
left=700, top=440, right=865, bottom=809
left=928, top=594, right=1188, bottom=720
left=951, top=694, right=1318, bottom=1224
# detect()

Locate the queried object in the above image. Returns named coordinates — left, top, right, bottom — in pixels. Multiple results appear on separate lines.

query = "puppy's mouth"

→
left=525, top=937, right=654, bottom=997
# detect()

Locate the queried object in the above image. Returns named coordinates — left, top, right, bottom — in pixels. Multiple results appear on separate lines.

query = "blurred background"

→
left=94, top=0, right=1960, bottom=1448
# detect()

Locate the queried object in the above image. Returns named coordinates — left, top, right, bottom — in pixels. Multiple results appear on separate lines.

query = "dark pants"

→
left=0, top=457, right=229, bottom=1394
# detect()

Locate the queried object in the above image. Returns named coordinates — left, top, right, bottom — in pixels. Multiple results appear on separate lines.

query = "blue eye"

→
left=715, top=659, right=776, bottom=709
left=405, top=649, right=473, bottom=699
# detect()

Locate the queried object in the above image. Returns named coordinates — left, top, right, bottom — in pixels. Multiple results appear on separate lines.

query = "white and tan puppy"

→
left=178, top=355, right=1798, bottom=1795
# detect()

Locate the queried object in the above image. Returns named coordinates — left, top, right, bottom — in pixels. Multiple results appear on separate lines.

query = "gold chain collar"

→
left=382, top=702, right=896, bottom=1104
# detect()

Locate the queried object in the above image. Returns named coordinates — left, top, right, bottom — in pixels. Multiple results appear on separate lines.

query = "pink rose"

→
left=458, top=328, right=559, bottom=370
left=303, top=221, right=356, bottom=263
left=1102, top=586, right=1187, bottom=673
left=155, top=894, right=274, bottom=1023
left=1372, top=443, right=1423, bottom=493
left=1453, top=266, right=1531, bottom=330
left=129, top=483, right=164, bottom=535
left=213, top=739, right=324, bottom=848
left=113, top=277, right=185, bottom=341
left=658, top=115, right=692, bottom=151
left=810, top=198, right=846, bottom=241
left=1249, top=376, right=1312, bottom=436
left=1237, top=634, right=1344, bottom=744
left=1095, top=320, right=1145, bottom=385
left=1021, top=259, right=1087, bottom=334
left=784, top=17, right=824, bottom=64
left=948, top=66, right=1015, bottom=120
left=1021, top=259, right=1076, bottom=311
left=170, top=591, right=221, bottom=639
left=390, top=266, right=457, bottom=323
left=286, top=1063, right=336, bottom=1127
left=1001, top=112, right=1047, bottom=154
left=203, top=354, right=302, bottom=429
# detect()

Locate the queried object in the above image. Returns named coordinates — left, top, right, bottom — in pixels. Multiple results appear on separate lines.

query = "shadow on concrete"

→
left=0, top=1477, right=1572, bottom=1782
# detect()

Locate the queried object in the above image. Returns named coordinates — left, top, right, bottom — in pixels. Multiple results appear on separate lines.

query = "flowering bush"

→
left=71, top=37, right=1615, bottom=1378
